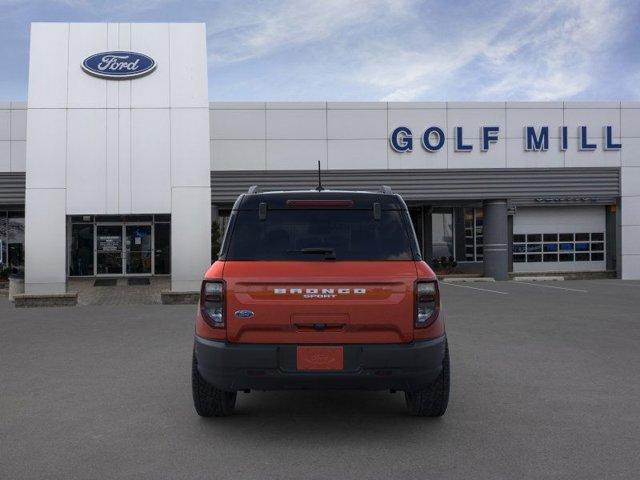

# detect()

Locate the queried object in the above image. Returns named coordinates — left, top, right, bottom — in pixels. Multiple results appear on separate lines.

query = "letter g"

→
left=390, top=126, right=413, bottom=152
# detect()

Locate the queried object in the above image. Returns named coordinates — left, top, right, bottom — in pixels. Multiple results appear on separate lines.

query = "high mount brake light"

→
left=200, top=280, right=225, bottom=328
left=415, top=280, right=440, bottom=328
left=286, top=199, right=354, bottom=208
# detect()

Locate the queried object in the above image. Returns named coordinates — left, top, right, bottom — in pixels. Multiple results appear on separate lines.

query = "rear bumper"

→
left=193, top=335, right=447, bottom=392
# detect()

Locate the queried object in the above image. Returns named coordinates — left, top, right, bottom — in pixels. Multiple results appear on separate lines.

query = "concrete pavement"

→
left=1, top=279, right=640, bottom=479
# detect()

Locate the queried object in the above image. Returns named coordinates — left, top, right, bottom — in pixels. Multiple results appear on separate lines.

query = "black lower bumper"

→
left=194, top=335, right=447, bottom=392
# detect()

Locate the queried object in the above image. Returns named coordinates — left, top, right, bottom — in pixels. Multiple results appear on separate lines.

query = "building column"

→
left=171, top=187, right=212, bottom=292
left=616, top=201, right=623, bottom=279
left=24, top=189, right=67, bottom=294
left=606, top=205, right=617, bottom=274
left=483, top=200, right=509, bottom=280
left=621, top=166, right=640, bottom=279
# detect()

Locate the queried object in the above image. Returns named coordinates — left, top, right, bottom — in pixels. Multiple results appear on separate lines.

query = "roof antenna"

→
left=316, top=160, right=324, bottom=191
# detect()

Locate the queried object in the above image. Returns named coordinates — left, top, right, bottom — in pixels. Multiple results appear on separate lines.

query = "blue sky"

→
left=1, top=0, right=639, bottom=101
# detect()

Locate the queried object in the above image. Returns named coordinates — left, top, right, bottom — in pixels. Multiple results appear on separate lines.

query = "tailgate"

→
left=223, top=261, right=417, bottom=344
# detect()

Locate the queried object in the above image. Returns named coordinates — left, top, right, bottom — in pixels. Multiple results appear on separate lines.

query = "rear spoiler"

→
left=246, top=184, right=394, bottom=195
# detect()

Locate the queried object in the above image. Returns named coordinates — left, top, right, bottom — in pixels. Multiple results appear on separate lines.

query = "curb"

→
left=514, top=276, right=565, bottom=282
left=161, top=291, right=199, bottom=305
left=14, top=292, right=78, bottom=308
left=442, top=277, right=496, bottom=283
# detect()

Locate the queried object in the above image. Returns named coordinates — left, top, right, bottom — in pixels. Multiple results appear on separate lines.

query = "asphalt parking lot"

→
left=2, top=279, right=640, bottom=480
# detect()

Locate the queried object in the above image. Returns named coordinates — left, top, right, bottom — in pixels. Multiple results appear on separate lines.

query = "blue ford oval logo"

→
left=234, top=310, right=254, bottom=318
left=82, top=51, right=156, bottom=80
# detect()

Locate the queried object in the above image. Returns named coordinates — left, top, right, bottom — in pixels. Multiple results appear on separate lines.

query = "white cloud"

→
left=207, top=0, right=413, bottom=64
left=1, top=0, right=630, bottom=101
left=205, top=0, right=627, bottom=101
left=369, top=36, right=495, bottom=101
left=357, top=0, right=626, bottom=101
left=475, top=0, right=624, bottom=100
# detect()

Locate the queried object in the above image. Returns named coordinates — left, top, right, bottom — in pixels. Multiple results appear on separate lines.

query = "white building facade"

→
left=0, top=22, right=639, bottom=294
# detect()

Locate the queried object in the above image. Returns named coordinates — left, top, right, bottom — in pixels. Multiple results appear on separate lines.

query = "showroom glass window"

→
left=212, top=212, right=230, bottom=261
left=68, top=215, right=172, bottom=277
left=70, top=217, right=95, bottom=276
left=0, top=211, right=25, bottom=273
left=463, top=208, right=484, bottom=262
left=432, top=208, right=454, bottom=259
left=154, top=216, right=171, bottom=275
left=0, top=211, right=6, bottom=272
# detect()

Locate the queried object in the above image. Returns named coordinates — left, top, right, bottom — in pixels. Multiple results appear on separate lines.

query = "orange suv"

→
left=192, top=186, right=450, bottom=417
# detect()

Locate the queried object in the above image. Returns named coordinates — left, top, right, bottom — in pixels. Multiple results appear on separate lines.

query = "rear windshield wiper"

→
left=287, top=247, right=336, bottom=260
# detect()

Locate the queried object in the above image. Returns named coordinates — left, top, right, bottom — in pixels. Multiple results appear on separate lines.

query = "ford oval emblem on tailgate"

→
left=235, top=310, right=254, bottom=318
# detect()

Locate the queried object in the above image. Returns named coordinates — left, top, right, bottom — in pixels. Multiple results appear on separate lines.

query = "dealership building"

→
left=1, top=22, right=639, bottom=296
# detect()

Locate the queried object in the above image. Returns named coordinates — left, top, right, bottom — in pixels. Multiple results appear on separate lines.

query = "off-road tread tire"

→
left=405, top=341, right=450, bottom=417
left=192, top=354, right=237, bottom=417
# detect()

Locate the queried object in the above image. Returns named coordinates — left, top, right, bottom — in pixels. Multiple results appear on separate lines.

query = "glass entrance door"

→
left=71, top=217, right=170, bottom=278
left=153, top=223, right=170, bottom=274
left=96, top=225, right=123, bottom=275
left=125, top=225, right=152, bottom=275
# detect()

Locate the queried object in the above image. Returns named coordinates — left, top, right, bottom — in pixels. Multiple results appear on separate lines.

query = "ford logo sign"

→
left=82, top=51, right=156, bottom=80
left=234, top=310, right=255, bottom=318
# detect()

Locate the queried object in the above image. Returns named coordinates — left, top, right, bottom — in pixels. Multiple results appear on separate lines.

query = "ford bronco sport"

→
left=192, top=186, right=449, bottom=417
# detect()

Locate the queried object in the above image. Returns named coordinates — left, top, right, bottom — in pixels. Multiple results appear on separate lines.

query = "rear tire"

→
left=405, top=341, right=450, bottom=417
left=192, top=353, right=237, bottom=417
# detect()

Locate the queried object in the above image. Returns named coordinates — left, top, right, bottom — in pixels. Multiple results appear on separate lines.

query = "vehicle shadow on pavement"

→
left=191, top=390, right=448, bottom=430
left=236, top=390, right=409, bottom=416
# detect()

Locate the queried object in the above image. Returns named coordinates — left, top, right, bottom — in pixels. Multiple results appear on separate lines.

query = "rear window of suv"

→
left=224, top=209, right=416, bottom=261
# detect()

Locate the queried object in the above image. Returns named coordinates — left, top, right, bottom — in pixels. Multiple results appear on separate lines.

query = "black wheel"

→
left=192, top=353, right=237, bottom=417
left=405, top=341, right=450, bottom=417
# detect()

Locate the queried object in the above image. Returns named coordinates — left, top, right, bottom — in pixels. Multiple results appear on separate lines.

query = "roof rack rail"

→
left=379, top=185, right=393, bottom=195
left=247, top=185, right=259, bottom=194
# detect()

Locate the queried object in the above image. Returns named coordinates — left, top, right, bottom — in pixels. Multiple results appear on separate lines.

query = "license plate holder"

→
left=296, top=346, right=344, bottom=371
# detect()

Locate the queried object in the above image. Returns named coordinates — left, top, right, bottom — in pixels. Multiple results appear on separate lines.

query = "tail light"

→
left=415, top=280, right=440, bottom=328
left=200, top=280, right=225, bottom=328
